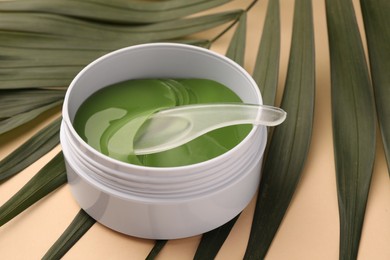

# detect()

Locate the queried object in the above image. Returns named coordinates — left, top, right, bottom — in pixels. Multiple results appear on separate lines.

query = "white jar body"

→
left=62, top=123, right=265, bottom=239
left=60, top=43, right=267, bottom=239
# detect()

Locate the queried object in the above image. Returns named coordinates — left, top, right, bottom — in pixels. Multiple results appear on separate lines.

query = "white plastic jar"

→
left=60, top=43, right=267, bottom=239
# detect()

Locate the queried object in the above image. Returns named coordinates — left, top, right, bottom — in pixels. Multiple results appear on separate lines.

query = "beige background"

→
left=0, top=0, right=389, bottom=259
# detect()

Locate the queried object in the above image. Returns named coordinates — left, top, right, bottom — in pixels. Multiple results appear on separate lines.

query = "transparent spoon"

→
left=133, top=103, right=287, bottom=155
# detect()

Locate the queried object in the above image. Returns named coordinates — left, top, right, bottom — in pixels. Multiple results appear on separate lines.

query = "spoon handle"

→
left=155, top=103, right=287, bottom=128
left=134, top=103, right=287, bottom=155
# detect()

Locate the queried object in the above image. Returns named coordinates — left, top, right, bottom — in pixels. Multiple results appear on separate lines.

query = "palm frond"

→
left=325, top=0, right=376, bottom=258
left=0, top=10, right=241, bottom=42
left=42, top=209, right=96, bottom=260
left=193, top=215, right=239, bottom=260
left=0, top=89, right=65, bottom=117
left=360, top=0, right=390, bottom=174
left=0, top=100, right=62, bottom=134
left=0, top=10, right=242, bottom=90
left=225, top=12, right=247, bottom=66
left=0, top=0, right=232, bottom=24
left=145, top=240, right=168, bottom=260
left=0, top=117, right=61, bottom=182
left=245, top=0, right=315, bottom=258
left=252, top=0, right=280, bottom=106
left=0, top=152, right=67, bottom=227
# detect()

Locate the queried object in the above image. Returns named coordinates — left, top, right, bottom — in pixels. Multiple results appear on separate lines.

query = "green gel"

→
left=73, top=79, right=251, bottom=167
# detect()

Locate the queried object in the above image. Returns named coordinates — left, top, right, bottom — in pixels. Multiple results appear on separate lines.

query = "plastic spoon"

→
left=133, top=103, right=287, bottom=155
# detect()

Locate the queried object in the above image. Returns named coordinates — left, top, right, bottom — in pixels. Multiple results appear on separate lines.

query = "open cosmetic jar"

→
left=60, top=43, right=267, bottom=239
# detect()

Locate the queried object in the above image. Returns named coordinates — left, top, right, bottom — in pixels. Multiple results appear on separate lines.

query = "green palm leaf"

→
left=325, top=0, right=376, bottom=259
left=225, top=12, right=247, bottom=66
left=245, top=0, right=315, bottom=258
left=82, top=0, right=226, bottom=11
left=360, top=0, right=390, bottom=174
left=0, top=0, right=231, bottom=24
left=145, top=240, right=168, bottom=260
left=252, top=0, right=280, bottom=106
left=0, top=10, right=241, bottom=90
left=0, top=46, right=107, bottom=68
left=193, top=215, right=239, bottom=260
left=0, top=89, right=65, bottom=118
left=0, top=152, right=67, bottom=227
left=0, top=30, right=210, bottom=51
left=0, top=10, right=241, bottom=42
left=42, top=209, right=96, bottom=260
left=0, top=117, right=61, bottom=182
left=0, top=100, right=62, bottom=135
